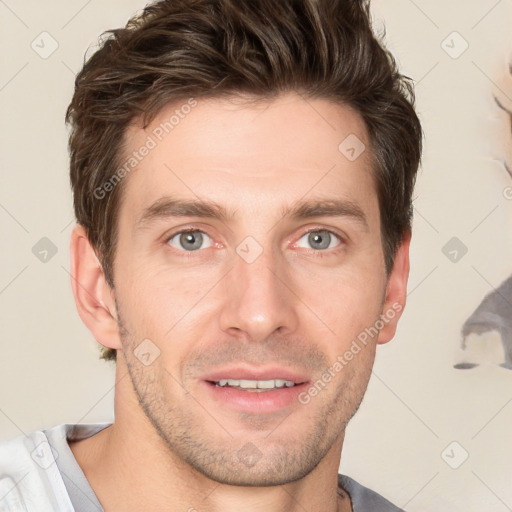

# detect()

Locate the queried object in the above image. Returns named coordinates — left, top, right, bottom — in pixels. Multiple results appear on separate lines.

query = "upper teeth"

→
left=216, top=379, right=296, bottom=389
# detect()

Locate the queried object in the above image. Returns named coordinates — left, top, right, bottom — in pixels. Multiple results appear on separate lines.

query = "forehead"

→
left=118, top=92, right=377, bottom=226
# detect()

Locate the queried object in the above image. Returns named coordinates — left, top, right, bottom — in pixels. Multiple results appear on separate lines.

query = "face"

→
left=110, top=92, right=397, bottom=486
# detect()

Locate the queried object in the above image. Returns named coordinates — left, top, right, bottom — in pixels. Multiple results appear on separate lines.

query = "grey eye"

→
left=168, top=230, right=212, bottom=251
left=297, top=230, right=340, bottom=251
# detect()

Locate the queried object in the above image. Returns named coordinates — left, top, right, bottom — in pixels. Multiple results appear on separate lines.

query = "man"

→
left=0, top=0, right=422, bottom=510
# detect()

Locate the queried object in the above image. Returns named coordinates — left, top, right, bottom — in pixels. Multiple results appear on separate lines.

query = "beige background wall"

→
left=1, top=1, right=511, bottom=510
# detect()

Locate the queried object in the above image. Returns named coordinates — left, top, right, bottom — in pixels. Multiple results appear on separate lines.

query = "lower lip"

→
left=202, top=381, right=309, bottom=413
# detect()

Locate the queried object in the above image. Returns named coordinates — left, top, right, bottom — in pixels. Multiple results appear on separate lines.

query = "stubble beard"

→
left=117, top=304, right=374, bottom=487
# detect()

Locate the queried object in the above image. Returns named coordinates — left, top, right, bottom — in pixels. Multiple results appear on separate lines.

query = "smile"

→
left=212, top=378, right=297, bottom=391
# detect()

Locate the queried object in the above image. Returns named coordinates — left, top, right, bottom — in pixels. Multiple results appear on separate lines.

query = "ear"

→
left=377, top=231, right=411, bottom=345
left=69, top=224, right=122, bottom=352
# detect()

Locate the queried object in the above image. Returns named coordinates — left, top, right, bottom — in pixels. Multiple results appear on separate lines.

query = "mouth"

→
left=208, top=378, right=303, bottom=392
left=200, top=367, right=310, bottom=413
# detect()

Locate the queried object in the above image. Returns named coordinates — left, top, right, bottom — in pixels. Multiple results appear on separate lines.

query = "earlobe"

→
left=377, top=231, right=411, bottom=345
left=69, top=224, right=122, bottom=351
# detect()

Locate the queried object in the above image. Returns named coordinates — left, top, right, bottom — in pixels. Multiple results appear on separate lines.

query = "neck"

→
left=69, top=360, right=352, bottom=512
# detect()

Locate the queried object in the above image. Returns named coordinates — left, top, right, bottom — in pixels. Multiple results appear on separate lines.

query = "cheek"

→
left=116, top=259, right=217, bottom=341
left=295, top=262, right=386, bottom=346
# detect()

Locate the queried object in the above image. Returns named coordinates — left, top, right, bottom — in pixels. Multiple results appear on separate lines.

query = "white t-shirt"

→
left=0, top=424, right=404, bottom=511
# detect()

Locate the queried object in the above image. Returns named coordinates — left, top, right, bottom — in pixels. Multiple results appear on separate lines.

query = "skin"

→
left=68, top=92, right=410, bottom=512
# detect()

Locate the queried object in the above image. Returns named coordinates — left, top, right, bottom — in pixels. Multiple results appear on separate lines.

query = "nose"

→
left=218, top=242, right=300, bottom=343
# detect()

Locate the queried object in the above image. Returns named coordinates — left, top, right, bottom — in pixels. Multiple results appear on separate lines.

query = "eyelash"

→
left=164, top=227, right=345, bottom=258
left=296, top=228, right=344, bottom=257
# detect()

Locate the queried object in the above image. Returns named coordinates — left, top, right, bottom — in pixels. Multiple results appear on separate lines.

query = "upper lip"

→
left=202, top=365, right=310, bottom=384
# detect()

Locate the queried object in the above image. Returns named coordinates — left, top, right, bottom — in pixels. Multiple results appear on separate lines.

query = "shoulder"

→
left=0, top=425, right=72, bottom=511
left=0, top=423, right=109, bottom=512
left=0, top=425, right=62, bottom=471
left=338, top=474, right=405, bottom=512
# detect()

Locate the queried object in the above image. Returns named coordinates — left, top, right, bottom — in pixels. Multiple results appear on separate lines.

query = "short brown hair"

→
left=66, top=0, right=423, bottom=362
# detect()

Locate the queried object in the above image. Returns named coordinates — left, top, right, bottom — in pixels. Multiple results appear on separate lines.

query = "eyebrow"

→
left=135, top=195, right=369, bottom=231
